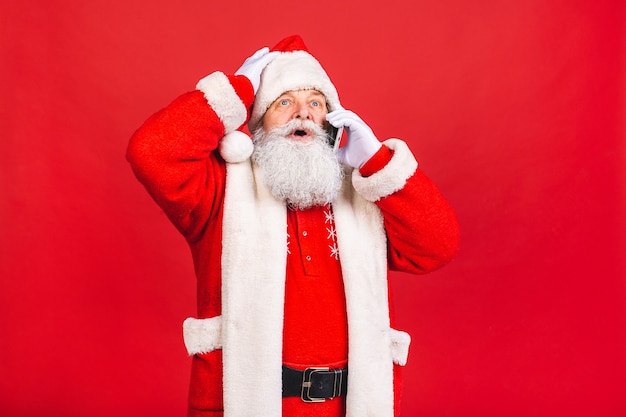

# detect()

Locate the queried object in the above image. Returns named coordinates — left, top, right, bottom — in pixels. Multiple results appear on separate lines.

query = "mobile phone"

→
left=330, top=126, right=344, bottom=153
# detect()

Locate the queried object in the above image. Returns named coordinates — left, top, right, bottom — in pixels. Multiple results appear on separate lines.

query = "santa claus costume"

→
left=127, top=35, right=460, bottom=417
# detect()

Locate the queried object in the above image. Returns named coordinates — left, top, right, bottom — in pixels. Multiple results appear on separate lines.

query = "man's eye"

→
left=311, top=101, right=320, bottom=107
left=280, top=99, right=289, bottom=106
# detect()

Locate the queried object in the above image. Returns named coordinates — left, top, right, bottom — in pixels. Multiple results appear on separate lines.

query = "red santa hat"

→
left=248, top=35, right=341, bottom=130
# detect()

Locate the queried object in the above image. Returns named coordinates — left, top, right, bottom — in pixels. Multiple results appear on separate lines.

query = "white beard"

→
left=251, top=119, right=345, bottom=210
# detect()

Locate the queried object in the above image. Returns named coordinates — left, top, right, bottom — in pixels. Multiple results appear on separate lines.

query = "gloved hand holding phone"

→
left=326, top=108, right=382, bottom=169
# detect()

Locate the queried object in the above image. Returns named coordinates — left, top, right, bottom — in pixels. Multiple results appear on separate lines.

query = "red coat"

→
left=127, top=72, right=460, bottom=417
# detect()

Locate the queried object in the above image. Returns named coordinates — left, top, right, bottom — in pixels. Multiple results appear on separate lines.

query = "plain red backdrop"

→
left=1, top=0, right=624, bottom=416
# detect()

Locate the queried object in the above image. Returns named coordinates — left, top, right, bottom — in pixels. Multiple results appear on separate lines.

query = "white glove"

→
left=234, top=47, right=279, bottom=94
left=326, top=108, right=382, bottom=168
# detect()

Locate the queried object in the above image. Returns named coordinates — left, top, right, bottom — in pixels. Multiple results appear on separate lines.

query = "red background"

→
left=1, top=1, right=624, bottom=416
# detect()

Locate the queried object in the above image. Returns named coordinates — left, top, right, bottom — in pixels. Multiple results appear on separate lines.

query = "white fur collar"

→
left=217, top=160, right=394, bottom=417
left=183, top=139, right=418, bottom=416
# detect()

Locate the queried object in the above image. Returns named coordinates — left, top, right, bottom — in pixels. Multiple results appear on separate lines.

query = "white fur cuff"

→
left=352, top=139, right=418, bottom=202
left=196, top=72, right=247, bottom=133
left=390, top=328, right=411, bottom=366
left=182, top=316, right=223, bottom=355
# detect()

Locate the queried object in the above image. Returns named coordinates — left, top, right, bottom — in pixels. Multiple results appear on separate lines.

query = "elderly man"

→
left=127, top=35, right=460, bottom=417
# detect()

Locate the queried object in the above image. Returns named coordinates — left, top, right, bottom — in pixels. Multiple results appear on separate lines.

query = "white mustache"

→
left=268, top=119, right=329, bottom=139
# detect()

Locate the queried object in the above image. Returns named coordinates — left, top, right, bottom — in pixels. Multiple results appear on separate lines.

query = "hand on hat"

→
left=235, top=47, right=279, bottom=94
left=326, top=108, right=382, bottom=169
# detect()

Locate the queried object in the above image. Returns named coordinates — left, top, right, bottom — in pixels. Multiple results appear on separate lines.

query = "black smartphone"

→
left=329, top=126, right=344, bottom=153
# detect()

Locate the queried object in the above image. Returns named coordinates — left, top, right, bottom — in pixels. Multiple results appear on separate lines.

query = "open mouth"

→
left=290, top=128, right=313, bottom=141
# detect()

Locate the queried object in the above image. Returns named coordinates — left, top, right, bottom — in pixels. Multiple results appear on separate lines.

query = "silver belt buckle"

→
left=300, top=367, right=343, bottom=403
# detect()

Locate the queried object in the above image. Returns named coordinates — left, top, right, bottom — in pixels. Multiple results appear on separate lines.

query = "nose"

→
left=294, top=101, right=310, bottom=120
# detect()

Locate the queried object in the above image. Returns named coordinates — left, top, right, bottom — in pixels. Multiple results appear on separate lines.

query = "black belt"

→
left=282, top=365, right=348, bottom=402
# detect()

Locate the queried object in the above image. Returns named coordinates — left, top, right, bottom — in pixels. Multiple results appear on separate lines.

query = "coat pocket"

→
left=183, top=316, right=223, bottom=355
left=390, top=328, right=411, bottom=366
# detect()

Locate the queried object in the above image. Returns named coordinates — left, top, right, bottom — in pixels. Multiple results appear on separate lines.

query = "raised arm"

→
left=328, top=109, right=460, bottom=273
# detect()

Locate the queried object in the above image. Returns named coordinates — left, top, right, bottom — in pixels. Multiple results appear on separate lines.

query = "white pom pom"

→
left=219, top=131, right=254, bottom=163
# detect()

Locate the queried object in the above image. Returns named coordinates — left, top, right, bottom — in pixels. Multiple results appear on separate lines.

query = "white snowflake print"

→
left=323, top=205, right=335, bottom=224
left=326, top=225, right=337, bottom=241
left=324, top=204, right=339, bottom=260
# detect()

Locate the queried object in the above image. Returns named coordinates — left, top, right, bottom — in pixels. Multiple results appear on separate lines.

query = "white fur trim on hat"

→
left=196, top=71, right=247, bottom=133
left=249, top=51, right=340, bottom=130
left=219, top=130, right=254, bottom=163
